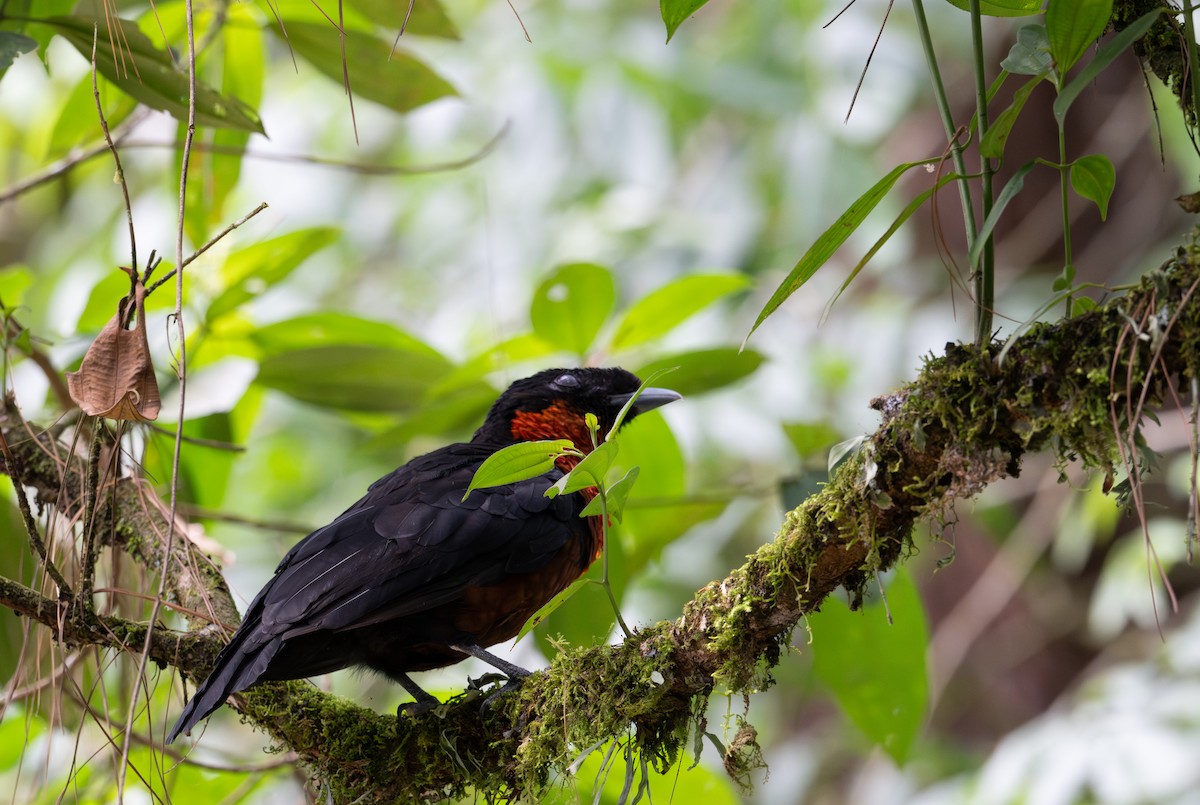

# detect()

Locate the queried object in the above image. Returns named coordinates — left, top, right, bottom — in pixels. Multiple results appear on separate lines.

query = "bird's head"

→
left=473, top=367, right=681, bottom=452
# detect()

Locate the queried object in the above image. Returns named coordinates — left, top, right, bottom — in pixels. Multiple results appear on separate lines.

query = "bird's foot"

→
left=479, top=676, right=525, bottom=715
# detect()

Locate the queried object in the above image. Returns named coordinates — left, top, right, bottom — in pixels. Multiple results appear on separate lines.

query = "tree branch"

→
left=2, top=253, right=1198, bottom=801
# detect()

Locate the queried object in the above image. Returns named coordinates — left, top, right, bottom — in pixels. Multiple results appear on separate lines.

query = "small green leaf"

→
left=273, top=21, right=455, bottom=114
left=661, top=0, right=711, bottom=41
left=747, top=159, right=939, bottom=342
left=612, top=273, right=748, bottom=350
left=208, top=228, right=339, bottom=323
left=1046, top=0, right=1112, bottom=76
left=1072, top=296, right=1098, bottom=316
left=602, top=466, right=640, bottom=523
left=463, top=439, right=575, bottom=501
left=1053, top=8, right=1160, bottom=124
left=514, top=578, right=592, bottom=645
left=250, top=312, right=439, bottom=356
left=1070, top=154, right=1116, bottom=220
left=1000, top=24, right=1054, bottom=76
left=810, top=568, right=929, bottom=763
left=0, top=31, right=36, bottom=73
left=530, top=263, right=615, bottom=357
left=941, top=0, right=1041, bottom=17
left=549, top=440, right=619, bottom=497
left=635, top=348, right=764, bottom=397
left=45, top=15, right=265, bottom=133
left=981, top=74, right=1046, bottom=158
left=968, top=161, right=1036, bottom=269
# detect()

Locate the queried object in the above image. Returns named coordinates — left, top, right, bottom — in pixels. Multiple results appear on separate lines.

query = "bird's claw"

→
left=480, top=677, right=524, bottom=715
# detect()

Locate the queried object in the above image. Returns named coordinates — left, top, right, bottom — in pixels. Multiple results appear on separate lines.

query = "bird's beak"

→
left=609, top=387, right=682, bottom=417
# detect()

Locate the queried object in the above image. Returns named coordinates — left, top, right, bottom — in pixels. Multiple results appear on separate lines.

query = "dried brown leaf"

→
left=66, top=273, right=161, bottom=421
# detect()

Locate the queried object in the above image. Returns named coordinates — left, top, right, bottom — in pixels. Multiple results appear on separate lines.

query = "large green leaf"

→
left=0, top=30, right=36, bottom=74
left=981, top=74, right=1045, bottom=158
left=1046, top=0, right=1112, bottom=76
left=635, top=347, right=764, bottom=396
left=207, top=227, right=340, bottom=323
left=530, top=263, right=616, bottom=357
left=661, top=0, right=711, bottom=42
left=809, top=568, right=929, bottom=763
left=941, top=0, right=1041, bottom=16
left=346, top=0, right=459, bottom=39
left=250, top=312, right=441, bottom=356
left=250, top=313, right=452, bottom=411
left=271, top=21, right=455, bottom=114
left=44, top=15, right=265, bottom=133
left=611, top=413, right=721, bottom=572
left=1053, top=8, right=1160, bottom=124
left=747, top=159, right=938, bottom=342
left=1001, top=24, right=1054, bottom=77
left=611, top=273, right=749, bottom=351
left=255, top=344, right=451, bottom=411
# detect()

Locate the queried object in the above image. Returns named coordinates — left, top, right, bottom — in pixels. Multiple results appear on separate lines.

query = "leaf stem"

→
left=1183, top=0, right=1200, bottom=126
left=1059, top=123, right=1074, bottom=314
left=598, top=492, right=632, bottom=639
left=969, top=0, right=995, bottom=347
left=910, top=0, right=977, bottom=244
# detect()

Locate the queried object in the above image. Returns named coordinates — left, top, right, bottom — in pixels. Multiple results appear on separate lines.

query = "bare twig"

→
left=91, top=23, right=138, bottom=274
left=144, top=202, right=269, bottom=298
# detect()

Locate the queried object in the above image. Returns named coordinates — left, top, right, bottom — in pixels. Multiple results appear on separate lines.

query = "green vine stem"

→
left=969, top=0, right=995, bottom=346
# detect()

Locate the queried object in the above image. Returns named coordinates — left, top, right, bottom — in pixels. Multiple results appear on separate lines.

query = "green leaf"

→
left=463, top=439, right=575, bottom=501
left=941, top=0, right=1041, bottom=17
left=981, top=74, right=1046, bottom=158
left=207, top=227, right=339, bottom=323
left=635, top=347, right=764, bottom=397
left=661, top=0, right=711, bottom=42
left=272, top=21, right=455, bottom=114
left=601, top=466, right=639, bottom=524
left=612, top=273, right=749, bottom=350
left=1053, top=8, right=1160, bottom=124
left=968, top=161, right=1036, bottom=269
left=1070, top=153, right=1116, bottom=220
left=810, top=568, right=929, bottom=763
left=76, top=267, right=176, bottom=332
left=250, top=312, right=440, bottom=356
left=548, top=440, right=619, bottom=497
left=46, top=71, right=137, bottom=159
left=44, top=15, right=265, bottom=133
left=610, top=413, right=721, bottom=572
left=255, top=344, right=451, bottom=411
left=0, top=30, right=36, bottom=73
left=1001, top=24, right=1054, bottom=77
left=826, top=172, right=962, bottom=316
left=514, top=578, right=592, bottom=645
left=747, top=159, right=938, bottom=342
left=783, top=420, right=841, bottom=462
left=1046, top=0, right=1112, bottom=76
left=530, top=263, right=616, bottom=357
left=347, top=0, right=460, bottom=39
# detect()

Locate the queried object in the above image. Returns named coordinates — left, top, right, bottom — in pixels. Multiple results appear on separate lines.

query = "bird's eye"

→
left=552, top=373, right=581, bottom=390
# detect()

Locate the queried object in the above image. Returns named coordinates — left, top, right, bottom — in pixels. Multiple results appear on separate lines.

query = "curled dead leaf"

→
left=66, top=271, right=161, bottom=421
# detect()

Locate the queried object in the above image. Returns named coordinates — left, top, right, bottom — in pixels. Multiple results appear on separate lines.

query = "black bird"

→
left=167, top=367, right=680, bottom=741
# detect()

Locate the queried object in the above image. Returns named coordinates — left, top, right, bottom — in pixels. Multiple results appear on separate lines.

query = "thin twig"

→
left=91, top=23, right=138, bottom=274
left=145, top=202, right=269, bottom=297
left=118, top=0, right=199, bottom=788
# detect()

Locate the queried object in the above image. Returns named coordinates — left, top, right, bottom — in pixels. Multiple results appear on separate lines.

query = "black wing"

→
left=167, top=442, right=582, bottom=741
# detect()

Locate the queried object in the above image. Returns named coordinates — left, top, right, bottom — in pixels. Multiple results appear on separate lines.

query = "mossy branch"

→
left=2, top=252, right=1200, bottom=801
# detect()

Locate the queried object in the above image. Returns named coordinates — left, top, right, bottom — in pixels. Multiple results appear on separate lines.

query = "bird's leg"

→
left=450, top=643, right=531, bottom=711
left=393, top=671, right=441, bottom=717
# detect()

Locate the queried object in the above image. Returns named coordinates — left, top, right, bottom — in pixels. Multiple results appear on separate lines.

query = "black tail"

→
left=167, top=625, right=282, bottom=743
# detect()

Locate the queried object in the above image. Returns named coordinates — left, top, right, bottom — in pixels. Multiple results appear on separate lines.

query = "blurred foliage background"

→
left=2, top=0, right=1200, bottom=801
